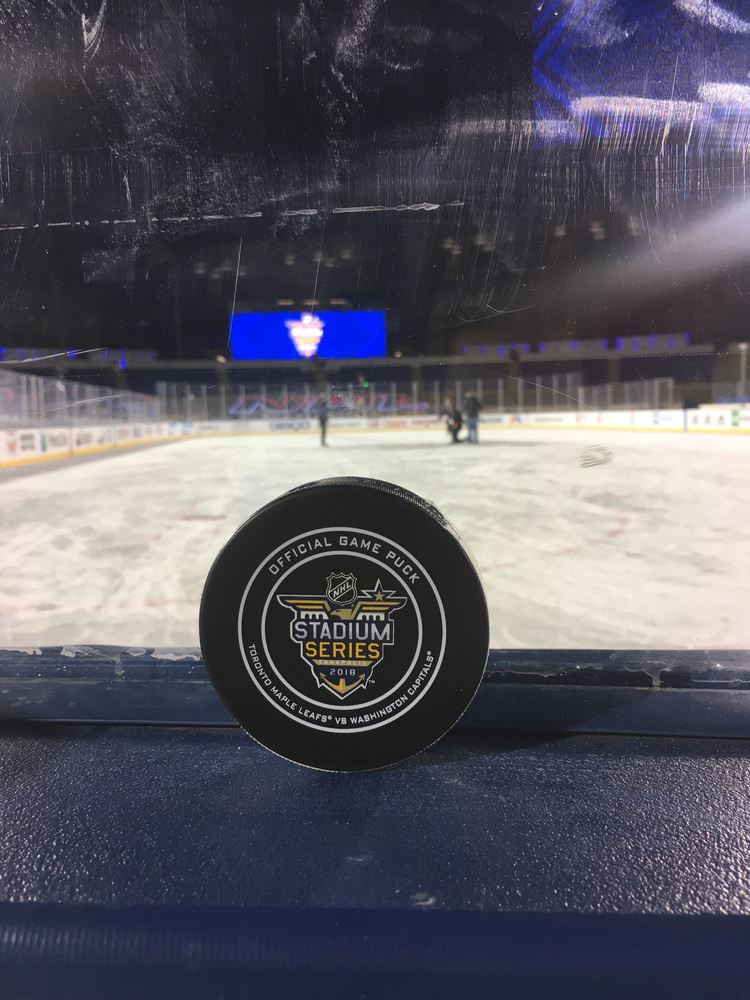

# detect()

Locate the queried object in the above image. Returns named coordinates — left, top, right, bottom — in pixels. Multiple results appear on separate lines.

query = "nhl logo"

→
left=327, top=573, right=357, bottom=605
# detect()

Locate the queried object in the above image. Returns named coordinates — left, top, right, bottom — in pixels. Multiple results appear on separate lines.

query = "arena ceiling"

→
left=0, top=1, right=748, bottom=359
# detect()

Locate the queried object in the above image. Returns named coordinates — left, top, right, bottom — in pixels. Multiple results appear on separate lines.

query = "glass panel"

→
left=0, top=2, right=748, bottom=663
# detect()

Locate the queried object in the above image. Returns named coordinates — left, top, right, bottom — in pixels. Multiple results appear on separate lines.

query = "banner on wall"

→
left=3, top=409, right=750, bottom=468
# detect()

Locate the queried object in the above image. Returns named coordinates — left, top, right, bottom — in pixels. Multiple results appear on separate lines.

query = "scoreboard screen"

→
left=229, top=311, right=386, bottom=361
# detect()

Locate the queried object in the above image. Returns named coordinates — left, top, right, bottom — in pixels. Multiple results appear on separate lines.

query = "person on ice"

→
left=464, top=389, right=483, bottom=443
left=317, top=395, right=329, bottom=446
left=440, top=396, right=463, bottom=443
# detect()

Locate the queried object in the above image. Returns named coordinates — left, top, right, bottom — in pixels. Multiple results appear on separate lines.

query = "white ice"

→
left=2, top=427, right=749, bottom=650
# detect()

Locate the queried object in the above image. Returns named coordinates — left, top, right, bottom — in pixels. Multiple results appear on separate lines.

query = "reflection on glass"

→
left=0, top=2, right=748, bottom=655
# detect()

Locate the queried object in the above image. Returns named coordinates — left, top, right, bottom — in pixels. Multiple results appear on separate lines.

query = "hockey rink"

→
left=2, top=426, right=749, bottom=650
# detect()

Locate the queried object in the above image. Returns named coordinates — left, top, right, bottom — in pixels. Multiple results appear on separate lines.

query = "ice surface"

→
left=2, top=427, right=749, bottom=650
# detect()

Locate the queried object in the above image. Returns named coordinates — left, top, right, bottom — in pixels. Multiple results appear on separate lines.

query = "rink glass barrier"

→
left=0, top=368, right=679, bottom=429
left=1, top=405, right=748, bottom=468
left=0, top=366, right=684, bottom=430
left=0, top=369, right=158, bottom=426
left=155, top=376, right=676, bottom=421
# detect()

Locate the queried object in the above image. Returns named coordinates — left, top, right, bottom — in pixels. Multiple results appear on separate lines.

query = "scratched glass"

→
left=0, top=3, right=748, bottom=654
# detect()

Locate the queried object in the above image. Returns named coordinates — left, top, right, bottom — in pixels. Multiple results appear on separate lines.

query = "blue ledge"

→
left=0, top=646, right=748, bottom=737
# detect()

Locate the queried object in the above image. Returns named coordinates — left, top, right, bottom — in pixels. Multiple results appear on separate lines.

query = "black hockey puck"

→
left=199, top=477, right=489, bottom=771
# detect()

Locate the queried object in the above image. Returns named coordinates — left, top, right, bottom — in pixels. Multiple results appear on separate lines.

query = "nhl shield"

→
left=326, top=573, right=357, bottom=605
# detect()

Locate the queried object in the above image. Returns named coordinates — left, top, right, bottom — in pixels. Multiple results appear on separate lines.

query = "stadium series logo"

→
left=278, top=574, right=407, bottom=698
left=285, top=312, right=325, bottom=358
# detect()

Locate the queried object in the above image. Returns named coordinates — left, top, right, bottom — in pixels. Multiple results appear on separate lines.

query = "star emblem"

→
left=360, top=579, right=397, bottom=602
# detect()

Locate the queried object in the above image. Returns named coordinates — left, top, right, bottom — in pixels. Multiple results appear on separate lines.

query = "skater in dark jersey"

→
left=317, top=396, right=329, bottom=445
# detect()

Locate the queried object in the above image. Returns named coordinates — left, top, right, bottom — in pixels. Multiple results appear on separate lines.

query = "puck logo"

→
left=326, top=572, right=357, bottom=605
left=239, top=527, right=446, bottom=734
left=278, top=575, right=407, bottom=698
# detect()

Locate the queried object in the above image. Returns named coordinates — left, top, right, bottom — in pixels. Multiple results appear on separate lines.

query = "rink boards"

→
left=1, top=406, right=748, bottom=468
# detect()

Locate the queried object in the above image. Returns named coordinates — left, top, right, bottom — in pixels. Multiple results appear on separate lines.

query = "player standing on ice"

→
left=317, top=395, right=329, bottom=446
left=464, top=389, right=483, bottom=443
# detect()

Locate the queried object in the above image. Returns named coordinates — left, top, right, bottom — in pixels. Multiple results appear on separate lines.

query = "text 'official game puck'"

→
left=199, top=477, right=489, bottom=770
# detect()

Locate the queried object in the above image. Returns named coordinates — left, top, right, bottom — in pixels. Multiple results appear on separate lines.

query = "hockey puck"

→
left=199, top=477, right=489, bottom=771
